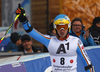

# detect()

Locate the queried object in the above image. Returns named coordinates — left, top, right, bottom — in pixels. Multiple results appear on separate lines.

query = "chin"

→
left=60, top=36, right=65, bottom=38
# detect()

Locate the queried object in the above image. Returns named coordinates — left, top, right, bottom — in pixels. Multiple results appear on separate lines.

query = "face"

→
left=56, top=24, right=68, bottom=38
left=72, top=21, right=82, bottom=33
left=57, top=29, right=68, bottom=38
left=22, top=40, right=32, bottom=50
left=16, top=39, right=22, bottom=46
left=96, top=22, right=100, bottom=28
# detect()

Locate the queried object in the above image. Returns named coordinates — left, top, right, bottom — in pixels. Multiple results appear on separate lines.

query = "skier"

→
left=15, top=4, right=94, bottom=72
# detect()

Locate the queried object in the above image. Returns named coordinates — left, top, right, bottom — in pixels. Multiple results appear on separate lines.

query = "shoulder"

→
left=43, top=34, right=51, bottom=38
left=6, top=42, right=18, bottom=52
left=69, top=35, right=79, bottom=40
left=69, top=35, right=82, bottom=45
left=69, top=35, right=80, bottom=42
left=69, top=36, right=83, bottom=46
left=69, top=35, right=81, bottom=41
left=89, top=25, right=95, bottom=31
left=7, top=42, right=15, bottom=46
left=51, top=36, right=56, bottom=38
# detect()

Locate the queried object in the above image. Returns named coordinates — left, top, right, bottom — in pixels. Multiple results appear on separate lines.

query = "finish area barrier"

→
left=0, top=45, right=100, bottom=72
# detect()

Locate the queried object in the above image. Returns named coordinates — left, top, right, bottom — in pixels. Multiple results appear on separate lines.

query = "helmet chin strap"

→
left=56, top=29, right=69, bottom=41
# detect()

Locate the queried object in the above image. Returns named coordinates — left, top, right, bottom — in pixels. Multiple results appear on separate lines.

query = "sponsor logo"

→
left=12, top=62, right=21, bottom=67
left=53, top=65, right=72, bottom=69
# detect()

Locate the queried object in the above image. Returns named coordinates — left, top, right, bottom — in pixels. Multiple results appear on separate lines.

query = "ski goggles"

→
left=56, top=24, right=68, bottom=30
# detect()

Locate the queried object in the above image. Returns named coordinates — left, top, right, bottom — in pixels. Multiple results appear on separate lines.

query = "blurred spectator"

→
left=43, top=22, right=56, bottom=52
left=82, top=25, right=85, bottom=31
left=48, top=22, right=56, bottom=36
left=69, top=17, right=95, bottom=47
left=43, top=45, right=48, bottom=52
left=89, top=17, right=100, bottom=45
left=6, top=32, right=22, bottom=52
left=21, top=34, right=42, bottom=54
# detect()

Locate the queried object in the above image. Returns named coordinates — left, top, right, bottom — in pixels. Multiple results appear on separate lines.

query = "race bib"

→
left=50, top=55, right=77, bottom=72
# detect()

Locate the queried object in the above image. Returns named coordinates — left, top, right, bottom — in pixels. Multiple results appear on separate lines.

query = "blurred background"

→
left=0, top=0, right=100, bottom=50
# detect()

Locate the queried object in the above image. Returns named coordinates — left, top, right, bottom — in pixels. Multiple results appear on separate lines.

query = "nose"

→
left=60, top=29, right=65, bottom=32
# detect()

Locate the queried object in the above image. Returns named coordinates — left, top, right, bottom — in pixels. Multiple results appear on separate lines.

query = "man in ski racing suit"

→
left=15, top=4, right=93, bottom=72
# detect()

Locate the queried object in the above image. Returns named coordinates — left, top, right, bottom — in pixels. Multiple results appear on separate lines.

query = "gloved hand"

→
left=15, top=3, right=28, bottom=22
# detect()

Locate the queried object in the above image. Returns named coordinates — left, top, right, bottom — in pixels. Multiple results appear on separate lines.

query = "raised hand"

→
left=83, top=30, right=90, bottom=40
left=16, top=4, right=25, bottom=15
left=15, top=3, right=27, bottom=22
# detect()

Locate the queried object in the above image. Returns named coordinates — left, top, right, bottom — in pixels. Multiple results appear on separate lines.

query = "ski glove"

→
left=15, top=4, right=28, bottom=22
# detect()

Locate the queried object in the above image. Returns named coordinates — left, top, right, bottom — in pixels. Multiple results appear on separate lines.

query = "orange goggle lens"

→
left=56, top=25, right=68, bottom=30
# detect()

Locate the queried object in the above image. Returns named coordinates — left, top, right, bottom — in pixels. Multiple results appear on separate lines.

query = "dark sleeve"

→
left=43, top=45, right=48, bottom=52
left=18, top=45, right=24, bottom=51
left=36, top=47, right=42, bottom=52
left=32, top=46, right=38, bottom=53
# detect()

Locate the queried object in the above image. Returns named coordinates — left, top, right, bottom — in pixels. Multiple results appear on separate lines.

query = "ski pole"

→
left=0, top=14, right=20, bottom=43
